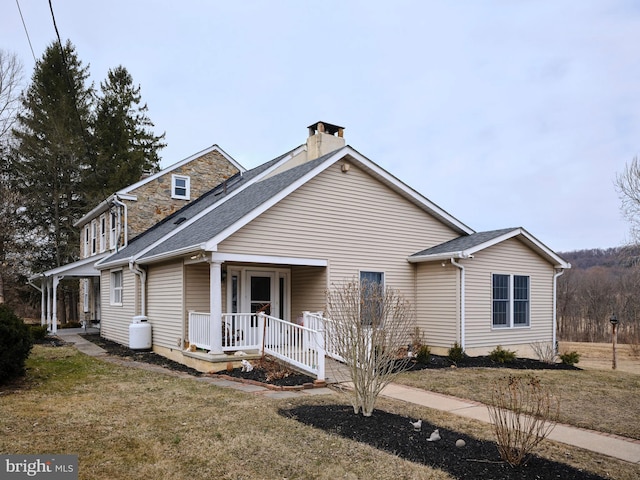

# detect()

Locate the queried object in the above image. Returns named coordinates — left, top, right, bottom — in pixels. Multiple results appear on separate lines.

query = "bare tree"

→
left=616, top=157, right=640, bottom=243
left=0, top=50, right=24, bottom=305
left=325, top=278, right=414, bottom=417
left=0, top=50, right=23, bottom=140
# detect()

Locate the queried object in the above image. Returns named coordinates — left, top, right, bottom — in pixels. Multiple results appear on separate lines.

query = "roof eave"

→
left=407, top=251, right=470, bottom=263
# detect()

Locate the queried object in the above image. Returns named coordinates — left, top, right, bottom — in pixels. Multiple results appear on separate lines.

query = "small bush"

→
left=29, top=324, right=49, bottom=342
left=415, top=345, right=431, bottom=364
left=448, top=342, right=466, bottom=363
left=489, top=345, right=517, bottom=364
left=530, top=341, right=557, bottom=364
left=559, top=351, right=580, bottom=365
left=0, top=304, right=34, bottom=385
left=487, top=375, right=559, bottom=466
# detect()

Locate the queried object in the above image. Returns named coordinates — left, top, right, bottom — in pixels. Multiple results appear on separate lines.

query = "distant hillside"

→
left=559, top=246, right=640, bottom=270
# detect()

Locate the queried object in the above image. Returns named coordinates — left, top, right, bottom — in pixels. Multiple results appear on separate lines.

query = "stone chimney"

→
left=306, top=121, right=345, bottom=160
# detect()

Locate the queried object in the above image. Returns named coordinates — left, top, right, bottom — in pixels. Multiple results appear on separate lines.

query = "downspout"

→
left=129, top=260, right=147, bottom=316
left=112, top=195, right=128, bottom=251
left=553, top=268, right=565, bottom=353
left=450, top=257, right=468, bottom=350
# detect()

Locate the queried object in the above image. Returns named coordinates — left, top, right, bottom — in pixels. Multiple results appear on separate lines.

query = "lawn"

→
left=395, top=364, right=640, bottom=440
left=0, top=345, right=638, bottom=479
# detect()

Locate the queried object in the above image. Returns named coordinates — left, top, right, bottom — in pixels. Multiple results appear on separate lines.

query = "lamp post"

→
left=610, top=314, right=619, bottom=370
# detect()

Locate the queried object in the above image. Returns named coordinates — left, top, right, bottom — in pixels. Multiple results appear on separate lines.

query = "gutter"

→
left=129, top=260, right=147, bottom=316
left=407, top=251, right=467, bottom=263
left=450, top=257, right=472, bottom=350
left=552, top=268, right=565, bottom=353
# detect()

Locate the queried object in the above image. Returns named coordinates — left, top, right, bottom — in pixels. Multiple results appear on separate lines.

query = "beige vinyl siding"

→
left=291, top=265, right=327, bottom=320
left=147, top=260, right=184, bottom=350
left=219, top=162, right=459, bottom=298
left=100, top=268, right=137, bottom=346
left=184, top=262, right=210, bottom=343
left=415, top=262, right=459, bottom=348
left=185, top=263, right=210, bottom=312
left=464, top=238, right=555, bottom=354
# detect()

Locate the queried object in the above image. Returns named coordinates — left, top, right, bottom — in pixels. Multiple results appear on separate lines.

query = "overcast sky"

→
left=3, top=1, right=640, bottom=252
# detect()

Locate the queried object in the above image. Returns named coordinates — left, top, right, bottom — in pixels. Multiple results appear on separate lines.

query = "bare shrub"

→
left=530, top=341, right=557, bottom=364
left=325, top=278, right=414, bottom=417
left=487, top=375, right=560, bottom=466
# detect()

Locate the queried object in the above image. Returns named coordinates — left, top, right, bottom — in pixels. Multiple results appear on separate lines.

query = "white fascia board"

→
left=128, top=147, right=305, bottom=263
left=345, top=149, right=475, bottom=235
left=513, top=228, right=571, bottom=268
left=73, top=195, right=114, bottom=227
left=211, top=252, right=328, bottom=267
left=204, top=149, right=342, bottom=251
left=95, top=254, right=132, bottom=270
left=39, top=253, right=109, bottom=277
left=136, top=244, right=205, bottom=265
left=407, top=251, right=468, bottom=263
left=118, top=145, right=246, bottom=196
left=443, top=227, right=571, bottom=269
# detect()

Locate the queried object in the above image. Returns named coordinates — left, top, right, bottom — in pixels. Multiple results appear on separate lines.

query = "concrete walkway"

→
left=56, top=330, right=640, bottom=465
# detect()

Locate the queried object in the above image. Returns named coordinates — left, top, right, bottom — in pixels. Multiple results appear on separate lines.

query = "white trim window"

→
left=172, top=174, right=190, bottom=200
left=492, top=274, right=530, bottom=328
left=83, top=225, right=90, bottom=257
left=111, top=270, right=123, bottom=306
left=99, top=214, right=107, bottom=252
left=83, top=279, right=89, bottom=313
left=109, top=209, right=118, bottom=250
left=360, top=271, right=384, bottom=326
left=91, top=220, right=97, bottom=255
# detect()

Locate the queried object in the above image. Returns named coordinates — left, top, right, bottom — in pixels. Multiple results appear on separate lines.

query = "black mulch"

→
left=78, top=334, right=314, bottom=386
left=280, top=404, right=606, bottom=480
left=407, top=354, right=581, bottom=371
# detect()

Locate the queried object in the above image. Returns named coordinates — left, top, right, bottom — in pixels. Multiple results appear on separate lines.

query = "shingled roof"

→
left=409, top=227, right=570, bottom=268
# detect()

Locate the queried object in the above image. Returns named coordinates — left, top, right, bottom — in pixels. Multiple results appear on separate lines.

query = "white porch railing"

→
left=303, top=311, right=344, bottom=363
left=187, top=311, right=328, bottom=380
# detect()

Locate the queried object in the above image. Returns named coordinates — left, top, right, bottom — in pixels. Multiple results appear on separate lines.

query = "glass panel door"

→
left=250, top=274, right=272, bottom=315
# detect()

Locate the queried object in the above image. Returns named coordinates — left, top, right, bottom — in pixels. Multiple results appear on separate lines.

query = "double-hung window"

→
left=492, top=274, right=530, bottom=328
left=91, top=221, right=97, bottom=255
left=172, top=175, right=190, bottom=200
left=99, top=214, right=107, bottom=252
left=109, top=209, right=118, bottom=249
left=360, top=271, right=384, bottom=326
left=83, top=225, right=90, bottom=257
left=111, top=270, right=123, bottom=306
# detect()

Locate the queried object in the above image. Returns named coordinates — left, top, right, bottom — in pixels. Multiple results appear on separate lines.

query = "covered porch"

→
left=29, top=254, right=108, bottom=334
left=181, top=252, right=335, bottom=379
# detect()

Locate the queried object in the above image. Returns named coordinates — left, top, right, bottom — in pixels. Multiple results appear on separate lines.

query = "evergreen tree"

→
left=12, top=40, right=94, bottom=271
left=87, top=65, right=165, bottom=204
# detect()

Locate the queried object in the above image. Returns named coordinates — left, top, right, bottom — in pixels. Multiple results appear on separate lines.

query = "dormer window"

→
left=172, top=174, right=190, bottom=200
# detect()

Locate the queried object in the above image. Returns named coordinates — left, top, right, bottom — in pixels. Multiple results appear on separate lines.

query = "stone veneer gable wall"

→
left=126, top=150, right=239, bottom=239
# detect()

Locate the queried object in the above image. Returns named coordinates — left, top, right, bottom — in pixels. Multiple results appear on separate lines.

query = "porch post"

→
left=40, top=279, right=46, bottom=326
left=52, top=276, right=60, bottom=334
left=209, top=260, right=223, bottom=354
left=45, top=278, right=52, bottom=329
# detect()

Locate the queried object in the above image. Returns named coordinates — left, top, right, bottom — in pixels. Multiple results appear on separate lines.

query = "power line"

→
left=15, top=0, right=36, bottom=62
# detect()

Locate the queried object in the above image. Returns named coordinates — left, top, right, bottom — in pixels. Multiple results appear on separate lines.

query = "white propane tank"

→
left=129, top=316, right=152, bottom=350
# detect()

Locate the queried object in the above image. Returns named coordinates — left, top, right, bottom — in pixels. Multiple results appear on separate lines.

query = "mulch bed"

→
left=407, top=354, right=581, bottom=371
left=280, top=404, right=606, bottom=480
left=78, top=334, right=314, bottom=386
